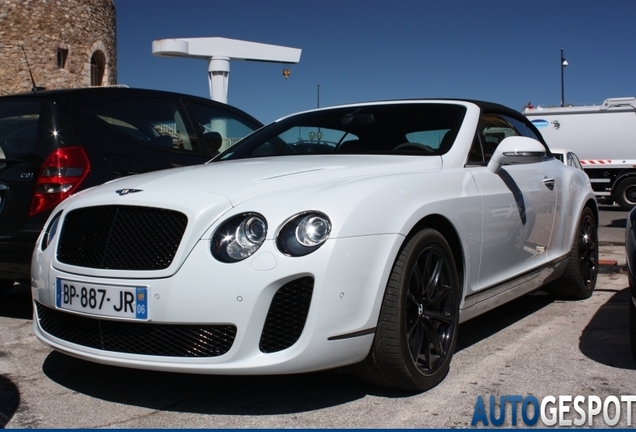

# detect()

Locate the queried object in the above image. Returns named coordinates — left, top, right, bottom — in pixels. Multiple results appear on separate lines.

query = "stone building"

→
left=0, top=0, right=117, bottom=95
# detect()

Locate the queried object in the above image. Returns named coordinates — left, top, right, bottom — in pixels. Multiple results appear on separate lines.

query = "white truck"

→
left=524, top=97, right=636, bottom=210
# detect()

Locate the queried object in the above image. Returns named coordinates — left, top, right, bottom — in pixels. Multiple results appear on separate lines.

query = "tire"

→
left=356, top=229, right=460, bottom=392
left=630, top=295, right=636, bottom=362
left=615, top=177, right=636, bottom=211
left=548, top=207, right=598, bottom=299
left=0, top=279, right=14, bottom=296
left=627, top=266, right=636, bottom=360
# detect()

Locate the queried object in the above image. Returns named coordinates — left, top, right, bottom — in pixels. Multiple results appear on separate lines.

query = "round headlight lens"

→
left=296, top=215, right=330, bottom=246
left=240, top=216, right=267, bottom=245
left=212, top=213, right=267, bottom=263
left=277, top=211, right=331, bottom=256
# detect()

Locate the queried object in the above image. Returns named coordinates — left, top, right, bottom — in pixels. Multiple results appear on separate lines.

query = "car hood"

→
left=73, top=154, right=442, bottom=208
left=52, top=155, right=442, bottom=279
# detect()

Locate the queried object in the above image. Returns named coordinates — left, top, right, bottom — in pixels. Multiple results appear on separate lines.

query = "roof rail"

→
left=601, top=97, right=636, bottom=110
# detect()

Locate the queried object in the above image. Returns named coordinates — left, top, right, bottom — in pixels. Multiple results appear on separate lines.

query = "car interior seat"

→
left=203, top=131, right=224, bottom=156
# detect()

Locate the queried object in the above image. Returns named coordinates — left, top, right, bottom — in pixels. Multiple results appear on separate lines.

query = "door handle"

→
left=543, top=177, right=555, bottom=191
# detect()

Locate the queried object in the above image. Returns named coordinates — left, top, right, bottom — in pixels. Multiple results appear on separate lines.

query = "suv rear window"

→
left=0, top=100, right=42, bottom=159
left=187, top=102, right=259, bottom=155
left=88, top=101, right=197, bottom=152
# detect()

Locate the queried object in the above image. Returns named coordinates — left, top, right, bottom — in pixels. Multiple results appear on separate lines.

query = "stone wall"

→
left=0, top=0, right=117, bottom=95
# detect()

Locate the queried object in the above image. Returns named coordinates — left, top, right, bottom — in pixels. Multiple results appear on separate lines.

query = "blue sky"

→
left=116, top=0, right=635, bottom=124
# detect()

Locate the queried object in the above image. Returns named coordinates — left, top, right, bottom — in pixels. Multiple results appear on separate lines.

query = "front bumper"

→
left=32, top=234, right=402, bottom=375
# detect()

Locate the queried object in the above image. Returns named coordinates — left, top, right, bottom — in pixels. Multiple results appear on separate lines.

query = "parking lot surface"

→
left=1, top=208, right=634, bottom=428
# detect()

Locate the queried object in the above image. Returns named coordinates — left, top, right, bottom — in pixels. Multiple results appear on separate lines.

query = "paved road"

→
left=0, top=208, right=634, bottom=428
left=599, top=204, right=628, bottom=245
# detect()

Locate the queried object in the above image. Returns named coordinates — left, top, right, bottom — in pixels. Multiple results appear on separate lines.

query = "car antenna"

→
left=21, top=45, right=46, bottom=92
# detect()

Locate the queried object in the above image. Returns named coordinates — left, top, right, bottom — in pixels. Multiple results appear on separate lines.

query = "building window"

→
left=57, top=48, right=68, bottom=69
left=90, top=51, right=106, bottom=86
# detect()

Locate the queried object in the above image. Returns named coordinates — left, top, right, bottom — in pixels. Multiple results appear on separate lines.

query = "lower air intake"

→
left=36, top=302, right=236, bottom=357
left=259, top=276, right=314, bottom=353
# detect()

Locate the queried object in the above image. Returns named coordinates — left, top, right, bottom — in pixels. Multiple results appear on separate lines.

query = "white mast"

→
left=152, top=37, right=302, bottom=104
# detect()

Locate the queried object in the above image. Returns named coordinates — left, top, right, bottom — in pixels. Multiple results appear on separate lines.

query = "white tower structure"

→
left=152, top=37, right=302, bottom=104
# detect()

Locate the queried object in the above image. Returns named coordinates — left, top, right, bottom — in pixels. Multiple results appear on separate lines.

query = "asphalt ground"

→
left=0, top=207, right=634, bottom=428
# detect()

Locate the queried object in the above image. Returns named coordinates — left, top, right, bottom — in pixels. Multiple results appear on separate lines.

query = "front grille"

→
left=259, top=277, right=314, bottom=353
left=36, top=302, right=236, bottom=357
left=57, top=205, right=187, bottom=270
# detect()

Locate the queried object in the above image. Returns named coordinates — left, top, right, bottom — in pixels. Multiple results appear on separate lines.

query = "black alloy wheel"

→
left=357, top=228, right=460, bottom=392
left=548, top=207, right=598, bottom=299
left=578, top=210, right=598, bottom=289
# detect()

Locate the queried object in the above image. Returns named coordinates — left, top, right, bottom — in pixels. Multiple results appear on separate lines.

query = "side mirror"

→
left=487, top=136, right=546, bottom=174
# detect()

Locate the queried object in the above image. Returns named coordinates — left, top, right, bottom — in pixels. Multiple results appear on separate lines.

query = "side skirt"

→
left=459, top=254, right=569, bottom=324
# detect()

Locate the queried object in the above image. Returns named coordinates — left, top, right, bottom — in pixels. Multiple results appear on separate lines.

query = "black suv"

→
left=0, top=87, right=263, bottom=293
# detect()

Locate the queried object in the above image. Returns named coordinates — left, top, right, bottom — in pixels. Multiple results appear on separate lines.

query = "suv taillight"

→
left=30, top=146, right=90, bottom=216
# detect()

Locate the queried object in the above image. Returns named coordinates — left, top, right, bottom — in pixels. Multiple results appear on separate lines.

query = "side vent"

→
left=259, top=277, right=314, bottom=353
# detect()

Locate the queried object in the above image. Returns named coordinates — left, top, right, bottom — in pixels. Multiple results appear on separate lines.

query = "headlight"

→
left=277, top=212, right=331, bottom=256
left=41, top=210, right=63, bottom=251
left=212, top=213, right=267, bottom=263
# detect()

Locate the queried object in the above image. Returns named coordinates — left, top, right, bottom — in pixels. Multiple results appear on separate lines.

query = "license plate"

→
left=56, top=279, right=148, bottom=320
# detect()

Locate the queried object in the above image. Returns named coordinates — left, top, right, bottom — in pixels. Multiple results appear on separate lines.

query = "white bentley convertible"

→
left=32, top=100, right=598, bottom=392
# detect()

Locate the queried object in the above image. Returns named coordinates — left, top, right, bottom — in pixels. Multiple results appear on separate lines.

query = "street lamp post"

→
left=560, top=48, right=568, bottom=107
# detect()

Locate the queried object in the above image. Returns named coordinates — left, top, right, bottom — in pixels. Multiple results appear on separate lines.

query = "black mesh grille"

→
left=57, top=205, right=187, bottom=270
left=36, top=302, right=236, bottom=357
left=259, top=277, right=314, bottom=353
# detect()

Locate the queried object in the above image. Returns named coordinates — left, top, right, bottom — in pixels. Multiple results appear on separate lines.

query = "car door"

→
left=466, top=112, right=557, bottom=297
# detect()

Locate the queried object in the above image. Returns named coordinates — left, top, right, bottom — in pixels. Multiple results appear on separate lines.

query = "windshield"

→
left=216, top=103, right=467, bottom=160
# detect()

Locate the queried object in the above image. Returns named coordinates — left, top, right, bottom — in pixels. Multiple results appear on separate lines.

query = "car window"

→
left=0, top=100, right=43, bottom=159
left=471, top=113, right=545, bottom=165
left=224, top=126, right=357, bottom=157
left=568, top=152, right=583, bottom=170
left=285, top=127, right=358, bottom=154
left=405, top=129, right=450, bottom=150
left=187, top=102, right=260, bottom=157
left=88, top=102, right=197, bottom=152
left=467, top=133, right=486, bottom=165
left=218, top=103, right=467, bottom=160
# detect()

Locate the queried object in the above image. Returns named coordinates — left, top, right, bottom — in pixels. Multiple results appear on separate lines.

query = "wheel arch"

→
left=585, top=197, right=599, bottom=223
left=357, top=212, right=464, bottom=391
left=406, top=214, right=465, bottom=294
